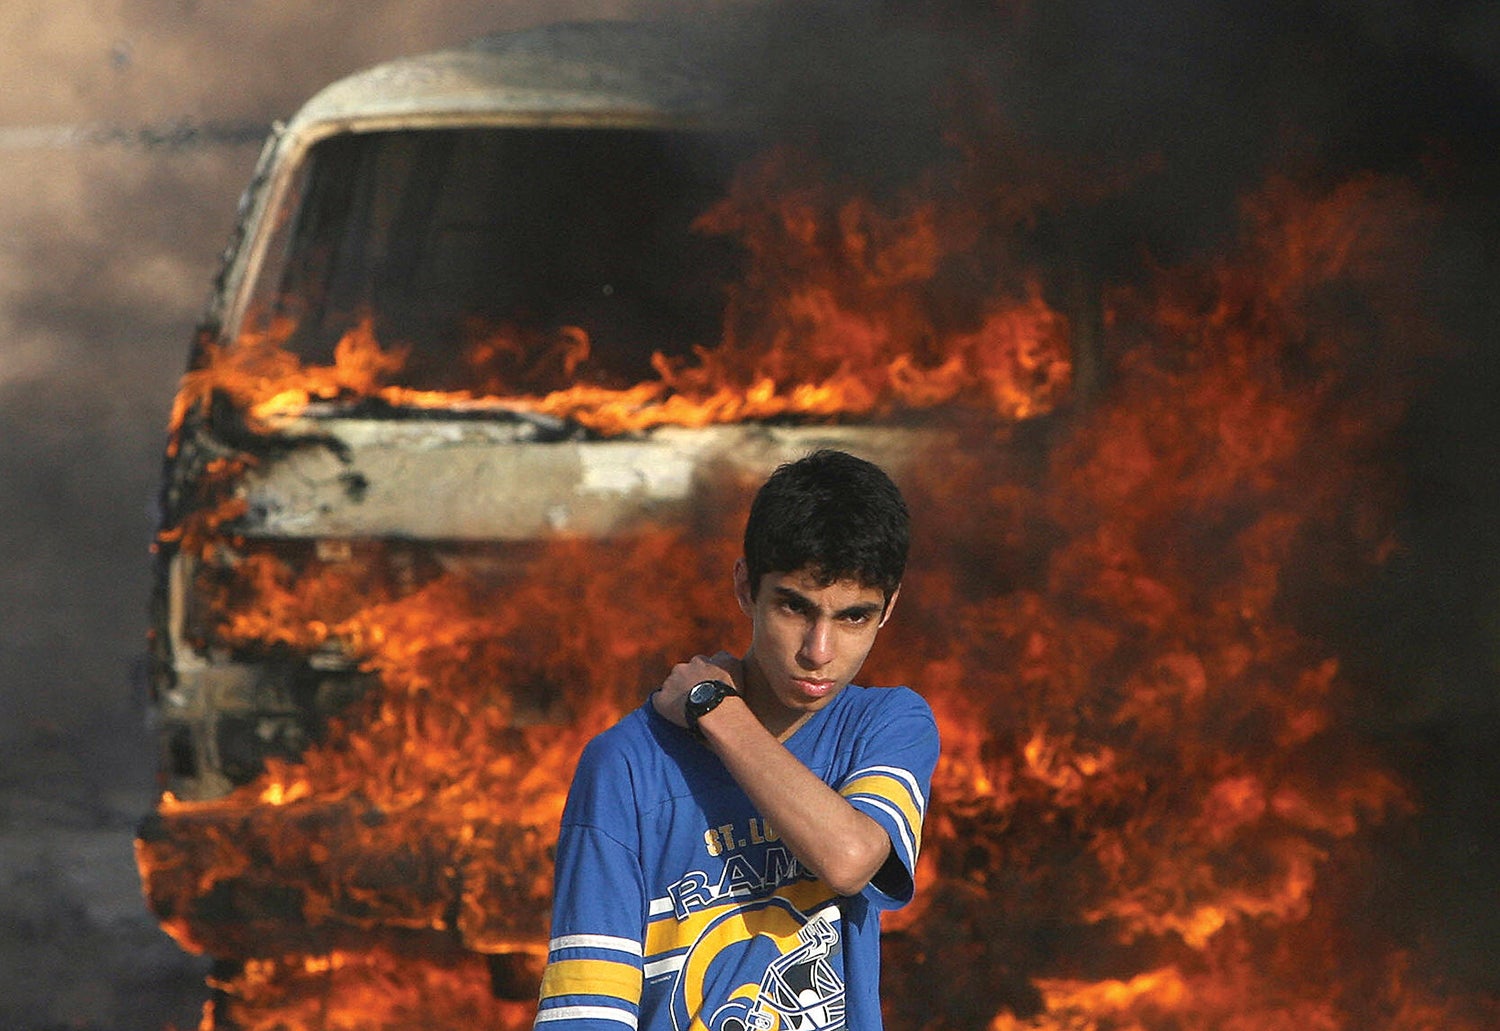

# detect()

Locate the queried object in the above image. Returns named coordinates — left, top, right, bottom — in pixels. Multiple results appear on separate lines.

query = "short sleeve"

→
left=835, top=687, right=939, bottom=909
left=534, top=736, right=648, bottom=1029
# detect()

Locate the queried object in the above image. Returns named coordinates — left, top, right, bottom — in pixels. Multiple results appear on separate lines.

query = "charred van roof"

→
left=285, top=19, right=743, bottom=134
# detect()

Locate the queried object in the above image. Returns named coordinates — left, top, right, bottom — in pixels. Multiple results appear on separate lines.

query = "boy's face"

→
left=734, top=559, right=898, bottom=733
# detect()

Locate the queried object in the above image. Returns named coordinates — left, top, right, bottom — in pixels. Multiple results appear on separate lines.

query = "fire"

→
left=165, top=145, right=1072, bottom=444
left=988, top=967, right=1191, bottom=1031
left=204, top=948, right=537, bottom=1031
left=865, top=172, right=1488, bottom=1031
left=139, top=129, right=1499, bottom=1031
left=139, top=527, right=747, bottom=1019
left=172, top=274, right=1065, bottom=438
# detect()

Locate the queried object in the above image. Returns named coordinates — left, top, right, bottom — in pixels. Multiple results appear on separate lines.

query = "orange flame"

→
left=139, top=142, right=1500, bottom=1031
left=166, top=145, right=1072, bottom=442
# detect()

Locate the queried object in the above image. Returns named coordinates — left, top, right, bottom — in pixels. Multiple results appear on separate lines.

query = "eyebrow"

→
left=771, top=585, right=884, bottom=621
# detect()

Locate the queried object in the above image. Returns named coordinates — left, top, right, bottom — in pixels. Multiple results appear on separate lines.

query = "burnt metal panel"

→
left=233, top=421, right=947, bottom=541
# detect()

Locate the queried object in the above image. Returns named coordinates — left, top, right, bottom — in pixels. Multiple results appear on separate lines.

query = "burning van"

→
left=136, top=13, right=1491, bottom=1031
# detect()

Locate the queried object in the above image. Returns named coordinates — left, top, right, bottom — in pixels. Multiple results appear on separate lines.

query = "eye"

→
left=776, top=596, right=811, bottom=618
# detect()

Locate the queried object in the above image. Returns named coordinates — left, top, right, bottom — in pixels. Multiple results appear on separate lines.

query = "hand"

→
left=653, top=651, right=743, bottom=727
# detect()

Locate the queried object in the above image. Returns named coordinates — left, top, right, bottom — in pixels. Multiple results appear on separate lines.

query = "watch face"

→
left=685, top=680, right=732, bottom=740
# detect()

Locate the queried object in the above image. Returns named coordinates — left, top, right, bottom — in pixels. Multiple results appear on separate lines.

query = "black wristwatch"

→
left=684, top=679, right=738, bottom=740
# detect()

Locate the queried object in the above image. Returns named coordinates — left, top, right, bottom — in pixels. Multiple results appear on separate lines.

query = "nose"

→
left=798, top=617, right=835, bottom=669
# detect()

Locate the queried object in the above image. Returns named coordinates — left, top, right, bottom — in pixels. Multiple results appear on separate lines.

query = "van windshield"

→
left=240, top=127, right=752, bottom=395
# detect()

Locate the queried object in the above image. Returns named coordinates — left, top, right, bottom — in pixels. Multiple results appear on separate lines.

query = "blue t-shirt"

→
left=534, top=684, right=939, bottom=1031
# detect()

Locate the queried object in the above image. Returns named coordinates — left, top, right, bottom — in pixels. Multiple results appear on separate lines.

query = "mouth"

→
left=790, top=677, right=837, bottom=701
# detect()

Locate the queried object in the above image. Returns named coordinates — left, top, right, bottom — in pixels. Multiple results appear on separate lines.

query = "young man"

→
left=534, top=449, right=940, bottom=1031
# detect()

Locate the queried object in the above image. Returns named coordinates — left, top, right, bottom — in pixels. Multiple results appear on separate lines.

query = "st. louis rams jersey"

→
left=534, top=683, right=939, bottom=1031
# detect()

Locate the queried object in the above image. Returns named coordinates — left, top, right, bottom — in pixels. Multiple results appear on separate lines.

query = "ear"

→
left=878, top=584, right=902, bottom=627
left=733, top=558, right=755, bottom=618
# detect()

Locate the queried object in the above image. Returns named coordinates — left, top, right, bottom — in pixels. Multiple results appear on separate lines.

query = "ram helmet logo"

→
left=674, top=902, right=846, bottom=1031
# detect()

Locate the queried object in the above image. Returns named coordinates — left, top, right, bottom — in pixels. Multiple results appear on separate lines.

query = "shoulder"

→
left=565, top=706, right=657, bottom=802
left=836, top=685, right=940, bottom=772
left=800, top=685, right=938, bottom=773
left=838, top=683, right=937, bottom=727
left=566, top=702, right=712, bottom=816
left=574, top=704, right=657, bottom=774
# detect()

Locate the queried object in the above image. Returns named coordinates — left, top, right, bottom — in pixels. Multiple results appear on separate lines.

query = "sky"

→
left=0, top=1, right=1495, bottom=1028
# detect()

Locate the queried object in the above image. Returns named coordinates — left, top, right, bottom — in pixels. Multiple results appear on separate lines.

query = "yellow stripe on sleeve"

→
left=538, top=958, right=643, bottom=1004
left=840, top=773, right=922, bottom=835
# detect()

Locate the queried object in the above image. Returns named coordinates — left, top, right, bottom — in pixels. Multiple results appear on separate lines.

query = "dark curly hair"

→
left=743, top=449, right=909, bottom=603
